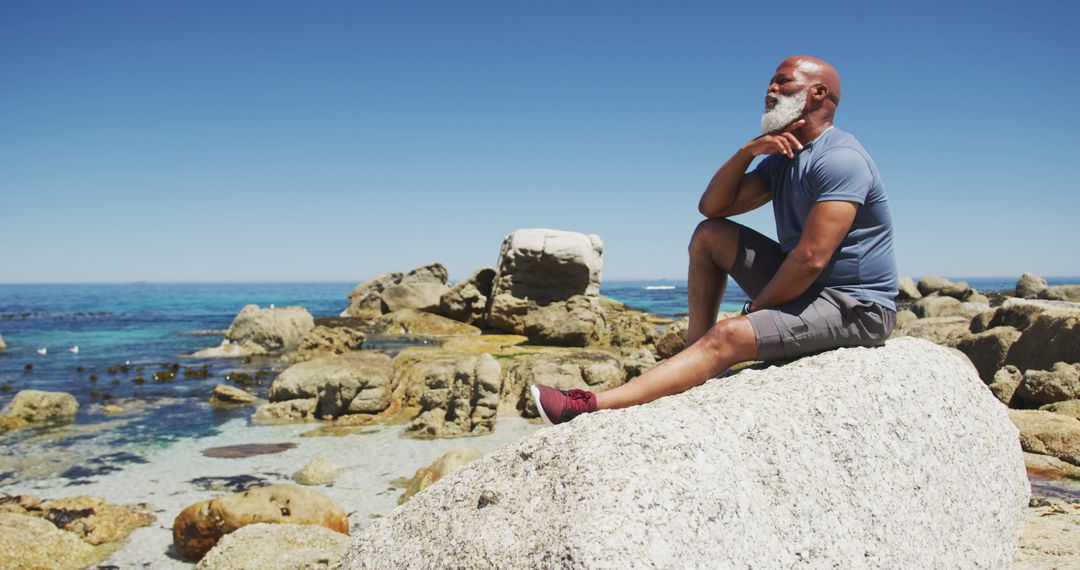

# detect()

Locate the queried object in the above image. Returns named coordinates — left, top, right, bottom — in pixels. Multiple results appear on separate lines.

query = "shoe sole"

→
left=530, top=385, right=555, bottom=426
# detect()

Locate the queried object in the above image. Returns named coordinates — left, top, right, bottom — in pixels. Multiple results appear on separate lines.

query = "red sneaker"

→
left=530, top=384, right=598, bottom=425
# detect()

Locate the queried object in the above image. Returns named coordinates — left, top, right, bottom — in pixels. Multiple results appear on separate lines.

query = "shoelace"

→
left=563, top=389, right=594, bottom=412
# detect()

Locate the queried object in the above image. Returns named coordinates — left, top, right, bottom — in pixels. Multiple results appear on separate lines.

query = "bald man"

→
left=531, top=56, right=898, bottom=425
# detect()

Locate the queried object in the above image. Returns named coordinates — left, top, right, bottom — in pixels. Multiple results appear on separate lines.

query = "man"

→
left=531, top=55, right=898, bottom=426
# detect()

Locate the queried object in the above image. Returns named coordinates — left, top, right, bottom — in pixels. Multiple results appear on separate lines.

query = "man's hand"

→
left=741, top=119, right=806, bottom=159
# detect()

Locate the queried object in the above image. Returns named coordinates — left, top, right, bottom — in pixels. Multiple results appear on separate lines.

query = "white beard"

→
left=760, top=89, right=808, bottom=134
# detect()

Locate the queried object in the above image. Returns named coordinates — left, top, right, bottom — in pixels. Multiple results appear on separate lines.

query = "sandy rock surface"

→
left=398, top=447, right=483, bottom=504
left=1010, top=409, right=1080, bottom=466
left=196, top=523, right=351, bottom=570
left=5, top=389, right=79, bottom=423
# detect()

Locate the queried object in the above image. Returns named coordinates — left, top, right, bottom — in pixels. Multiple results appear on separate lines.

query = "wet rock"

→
left=896, top=277, right=921, bottom=301
left=893, top=316, right=970, bottom=347
left=0, top=512, right=103, bottom=570
left=189, top=475, right=270, bottom=493
left=195, top=523, right=351, bottom=570
left=400, top=352, right=501, bottom=438
left=373, top=309, right=481, bottom=336
left=172, top=484, right=349, bottom=562
left=5, top=389, right=79, bottom=423
left=1014, top=362, right=1080, bottom=407
left=956, top=326, right=1022, bottom=383
left=381, top=282, right=449, bottom=313
left=1016, top=273, right=1049, bottom=299
left=40, top=495, right=155, bottom=545
left=293, top=456, right=341, bottom=486
left=295, top=325, right=367, bottom=362
left=398, top=447, right=483, bottom=504
left=437, top=267, right=495, bottom=327
left=989, top=366, right=1023, bottom=406
left=1040, top=399, right=1080, bottom=421
left=1009, top=409, right=1080, bottom=466
left=201, top=443, right=297, bottom=459
left=344, top=338, right=1029, bottom=570
left=209, top=384, right=257, bottom=406
left=270, top=352, right=394, bottom=419
left=523, top=295, right=609, bottom=347
left=1006, top=308, right=1080, bottom=371
left=252, top=398, right=317, bottom=422
left=501, top=350, right=626, bottom=417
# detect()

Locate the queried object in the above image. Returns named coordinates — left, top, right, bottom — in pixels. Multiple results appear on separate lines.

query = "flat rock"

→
left=381, top=282, right=450, bottom=313
left=893, top=316, right=970, bottom=347
left=0, top=512, right=104, bottom=570
left=344, top=338, right=1029, bottom=569
left=1015, top=362, right=1080, bottom=407
left=270, top=352, right=395, bottom=419
left=373, top=309, right=481, bottom=336
left=956, top=326, right=1021, bottom=382
left=40, top=495, right=155, bottom=545
left=1007, top=308, right=1080, bottom=371
left=210, top=384, right=257, bottom=405
left=201, top=443, right=297, bottom=459
left=1009, top=409, right=1080, bottom=466
left=196, top=523, right=351, bottom=570
left=5, top=389, right=79, bottom=423
left=1014, top=501, right=1080, bottom=569
left=1041, top=399, right=1080, bottom=421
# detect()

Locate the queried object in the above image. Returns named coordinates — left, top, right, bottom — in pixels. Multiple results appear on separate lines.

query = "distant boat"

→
left=645, top=285, right=677, bottom=290
left=36, top=347, right=47, bottom=355
left=69, top=346, right=79, bottom=354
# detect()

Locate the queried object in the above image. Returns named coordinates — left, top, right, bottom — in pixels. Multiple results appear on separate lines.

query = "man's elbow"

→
left=791, top=248, right=831, bottom=276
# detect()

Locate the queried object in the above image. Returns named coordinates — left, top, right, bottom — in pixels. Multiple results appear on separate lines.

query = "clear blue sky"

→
left=2, top=1, right=1077, bottom=283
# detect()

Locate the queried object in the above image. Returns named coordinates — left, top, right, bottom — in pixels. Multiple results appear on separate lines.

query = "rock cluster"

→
left=1015, top=272, right=1080, bottom=302
left=344, top=338, right=1029, bottom=569
left=194, top=304, right=315, bottom=357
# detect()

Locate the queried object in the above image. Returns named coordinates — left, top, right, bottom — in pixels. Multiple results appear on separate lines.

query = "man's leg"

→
left=595, top=316, right=756, bottom=410
left=686, top=218, right=743, bottom=345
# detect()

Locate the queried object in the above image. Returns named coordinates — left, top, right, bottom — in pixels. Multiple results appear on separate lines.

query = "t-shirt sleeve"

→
left=750, top=155, right=777, bottom=187
left=808, top=147, right=874, bottom=205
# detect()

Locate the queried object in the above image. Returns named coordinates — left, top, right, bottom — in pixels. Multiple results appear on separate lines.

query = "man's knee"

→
left=689, top=218, right=742, bottom=266
left=697, top=316, right=756, bottom=359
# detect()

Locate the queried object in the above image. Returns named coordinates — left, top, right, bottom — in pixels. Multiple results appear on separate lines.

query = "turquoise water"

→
left=0, top=277, right=1076, bottom=487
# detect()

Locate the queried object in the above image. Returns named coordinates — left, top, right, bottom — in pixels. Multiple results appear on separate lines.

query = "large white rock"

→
left=344, top=337, right=1029, bottom=569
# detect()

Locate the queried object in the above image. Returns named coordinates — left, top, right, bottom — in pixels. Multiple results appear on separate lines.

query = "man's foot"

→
left=530, top=384, right=598, bottom=425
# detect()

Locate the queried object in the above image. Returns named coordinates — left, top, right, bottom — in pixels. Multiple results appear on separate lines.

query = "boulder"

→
left=0, top=333, right=5, bottom=350
left=173, top=484, right=349, bottom=562
left=956, top=326, right=1022, bottom=383
left=373, top=309, right=481, bottom=336
left=196, top=523, right=351, bottom=570
left=293, top=456, right=341, bottom=486
left=5, top=390, right=79, bottom=423
left=1040, top=399, right=1080, bottom=421
left=1008, top=409, right=1080, bottom=466
left=1016, top=273, right=1048, bottom=299
left=940, top=280, right=973, bottom=300
left=522, top=295, right=609, bottom=347
left=1040, top=284, right=1080, bottom=302
left=437, top=267, right=496, bottom=326
left=894, top=309, right=918, bottom=329
left=344, top=272, right=402, bottom=317
left=894, top=316, right=970, bottom=347
left=400, top=263, right=449, bottom=285
left=295, top=325, right=366, bottom=361
left=655, top=318, right=689, bottom=358
left=39, top=495, right=155, bottom=545
left=0, top=513, right=103, bottom=570
left=968, top=310, right=995, bottom=334
left=1006, top=308, right=1080, bottom=371
left=607, top=311, right=657, bottom=349
left=966, top=292, right=990, bottom=306
left=343, top=338, right=1029, bottom=569
left=224, top=305, right=315, bottom=352
left=1014, top=362, right=1080, bottom=407
left=989, top=366, right=1023, bottom=406
left=210, top=384, right=257, bottom=406
left=988, top=298, right=1070, bottom=332
left=398, top=447, right=484, bottom=504
left=916, top=275, right=954, bottom=296
left=0, top=413, right=29, bottom=433
left=380, top=282, right=450, bottom=313
left=620, top=347, right=658, bottom=379
left=252, top=398, right=317, bottom=422
left=270, top=352, right=395, bottom=419
left=912, top=295, right=988, bottom=319
left=500, top=350, right=627, bottom=417
left=400, top=352, right=501, bottom=438
left=896, top=276, right=921, bottom=300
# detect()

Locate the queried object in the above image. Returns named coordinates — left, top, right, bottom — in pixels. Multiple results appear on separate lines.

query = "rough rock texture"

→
left=940, top=280, right=973, bottom=300
left=195, top=523, right=351, bottom=570
left=620, top=347, right=658, bottom=379
left=40, top=495, right=155, bottom=545
left=968, top=310, right=995, bottom=334
left=398, top=447, right=484, bottom=504
left=500, top=350, right=626, bottom=416
left=1015, top=362, right=1080, bottom=407
left=401, top=352, right=501, bottom=438
left=1041, top=284, right=1080, bottom=302
left=896, top=276, right=922, bottom=300
left=381, top=282, right=450, bottom=313
left=989, top=366, right=1023, bottom=406
left=894, top=316, right=970, bottom=347
left=173, top=484, right=349, bottom=562
left=988, top=298, right=1066, bottom=332
left=1006, top=308, right=1080, bottom=371
left=270, top=352, right=395, bottom=419
left=1016, top=273, right=1049, bottom=299
left=345, top=338, right=1029, bottom=570
left=966, top=292, right=991, bottom=305
left=224, top=304, right=315, bottom=352
left=607, top=311, right=657, bottom=349
left=252, top=398, right=317, bottom=422
left=956, top=326, right=1022, bottom=383
left=5, top=389, right=79, bottom=423
left=293, top=456, right=341, bottom=486
left=344, top=272, right=402, bottom=317
left=0, top=413, right=29, bottom=433
left=895, top=309, right=918, bottom=329
left=916, top=275, right=953, bottom=296
left=1040, top=399, right=1080, bottom=420
left=373, top=309, right=481, bottom=336
left=655, top=318, right=689, bottom=359
left=912, top=295, right=988, bottom=319
left=437, top=267, right=495, bottom=327
left=0, top=512, right=103, bottom=570
left=295, top=325, right=366, bottom=361
left=522, top=295, right=609, bottom=347
left=1009, top=409, right=1080, bottom=466
left=210, top=384, right=257, bottom=406
left=400, top=263, right=449, bottom=286
left=1014, top=500, right=1080, bottom=569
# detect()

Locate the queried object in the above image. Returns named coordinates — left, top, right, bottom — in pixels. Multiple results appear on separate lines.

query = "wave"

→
left=644, top=285, right=676, bottom=290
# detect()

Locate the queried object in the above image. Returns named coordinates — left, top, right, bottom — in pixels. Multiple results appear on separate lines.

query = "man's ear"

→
left=812, top=84, right=829, bottom=102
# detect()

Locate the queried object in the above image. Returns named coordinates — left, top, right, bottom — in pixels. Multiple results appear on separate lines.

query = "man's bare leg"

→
left=686, top=219, right=743, bottom=345
left=596, top=316, right=757, bottom=410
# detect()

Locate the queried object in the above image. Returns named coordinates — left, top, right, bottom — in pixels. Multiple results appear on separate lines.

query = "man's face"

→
left=760, top=62, right=809, bottom=134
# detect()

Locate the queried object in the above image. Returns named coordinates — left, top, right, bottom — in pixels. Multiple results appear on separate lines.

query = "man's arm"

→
left=748, top=200, right=858, bottom=311
left=699, top=119, right=806, bottom=218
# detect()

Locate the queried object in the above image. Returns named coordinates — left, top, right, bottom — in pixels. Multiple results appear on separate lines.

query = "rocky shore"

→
left=1, top=229, right=1078, bottom=568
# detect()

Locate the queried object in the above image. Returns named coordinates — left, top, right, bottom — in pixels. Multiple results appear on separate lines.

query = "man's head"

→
left=761, top=55, right=841, bottom=134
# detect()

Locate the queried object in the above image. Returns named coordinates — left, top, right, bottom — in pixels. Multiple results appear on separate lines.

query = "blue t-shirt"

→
left=752, top=126, right=898, bottom=310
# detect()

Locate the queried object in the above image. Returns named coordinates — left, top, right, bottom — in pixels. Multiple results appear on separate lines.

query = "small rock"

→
left=1015, top=273, right=1049, bottom=299
left=1039, top=399, right=1080, bottom=421
left=989, top=366, right=1023, bottom=406
left=195, top=523, right=351, bottom=570
left=201, top=443, right=297, bottom=459
left=41, top=495, right=155, bottom=545
left=210, top=384, right=257, bottom=406
left=1009, top=409, right=1080, bottom=466
left=916, top=276, right=954, bottom=297
left=398, top=447, right=483, bottom=504
left=5, top=390, right=79, bottom=423
left=1014, top=362, right=1080, bottom=407
left=293, top=456, right=341, bottom=486
left=956, top=326, right=1022, bottom=383
left=896, top=277, right=922, bottom=301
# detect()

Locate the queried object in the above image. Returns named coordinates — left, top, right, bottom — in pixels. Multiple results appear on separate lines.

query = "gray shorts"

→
left=730, top=225, right=896, bottom=362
